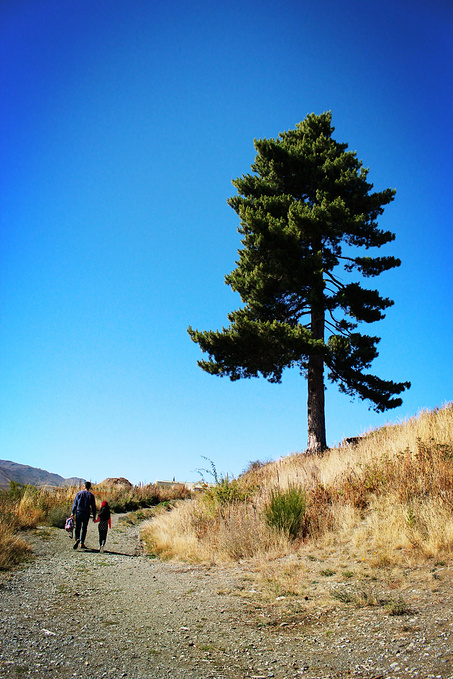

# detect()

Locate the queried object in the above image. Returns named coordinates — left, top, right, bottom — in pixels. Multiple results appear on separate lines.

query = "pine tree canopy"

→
left=188, top=112, right=410, bottom=449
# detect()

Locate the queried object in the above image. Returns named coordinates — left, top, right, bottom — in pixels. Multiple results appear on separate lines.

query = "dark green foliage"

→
left=264, top=485, right=306, bottom=540
left=108, top=494, right=157, bottom=513
left=118, top=507, right=167, bottom=525
left=6, top=481, right=26, bottom=501
left=189, top=112, right=410, bottom=450
left=46, top=506, right=69, bottom=529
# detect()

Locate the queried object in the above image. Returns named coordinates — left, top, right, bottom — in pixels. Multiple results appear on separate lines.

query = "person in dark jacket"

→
left=71, top=481, right=96, bottom=550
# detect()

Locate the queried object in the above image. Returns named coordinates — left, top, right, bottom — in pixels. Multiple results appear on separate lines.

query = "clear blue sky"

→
left=1, top=0, right=452, bottom=485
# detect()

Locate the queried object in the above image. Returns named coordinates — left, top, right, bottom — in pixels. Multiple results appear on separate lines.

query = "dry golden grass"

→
left=0, top=529, right=32, bottom=571
left=142, top=403, right=453, bottom=567
left=141, top=498, right=293, bottom=563
left=0, top=494, right=33, bottom=570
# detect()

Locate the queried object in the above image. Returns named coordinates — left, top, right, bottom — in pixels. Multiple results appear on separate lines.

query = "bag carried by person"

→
left=65, top=516, right=74, bottom=538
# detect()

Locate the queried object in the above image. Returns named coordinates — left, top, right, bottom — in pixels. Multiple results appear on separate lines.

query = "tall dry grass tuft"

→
left=142, top=403, right=453, bottom=565
left=352, top=494, right=453, bottom=559
left=0, top=529, right=32, bottom=571
left=0, top=491, right=32, bottom=570
left=140, top=500, right=230, bottom=562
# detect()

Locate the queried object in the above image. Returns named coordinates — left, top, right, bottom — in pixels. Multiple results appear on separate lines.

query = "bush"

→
left=108, top=496, right=140, bottom=513
left=204, top=477, right=252, bottom=507
left=264, top=485, right=306, bottom=540
left=46, top=506, right=69, bottom=529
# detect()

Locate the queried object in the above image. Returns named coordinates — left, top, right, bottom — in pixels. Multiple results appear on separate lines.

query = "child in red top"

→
left=94, top=501, right=111, bottom=553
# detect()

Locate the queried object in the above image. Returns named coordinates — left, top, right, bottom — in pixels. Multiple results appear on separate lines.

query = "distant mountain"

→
left=0, top=460, right=84, bottom=489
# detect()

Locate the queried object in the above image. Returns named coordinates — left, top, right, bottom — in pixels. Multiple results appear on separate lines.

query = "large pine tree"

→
left=188, top=112, right=410, bottom=452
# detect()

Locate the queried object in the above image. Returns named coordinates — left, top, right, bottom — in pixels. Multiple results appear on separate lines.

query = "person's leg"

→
left=99, top=528, right=107, bottom=552
left=74, top=515, right=81, bottom=541
left=73, top=513, right=82, bottom=548
left=80, top=514, right=90, bottom=545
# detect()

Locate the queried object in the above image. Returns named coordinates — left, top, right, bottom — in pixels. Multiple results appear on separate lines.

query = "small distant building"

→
left=155, top=480, right=214, bottom=492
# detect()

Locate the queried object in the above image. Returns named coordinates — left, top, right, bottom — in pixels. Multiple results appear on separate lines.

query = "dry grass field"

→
left=141, top=403, right=453, bottom=579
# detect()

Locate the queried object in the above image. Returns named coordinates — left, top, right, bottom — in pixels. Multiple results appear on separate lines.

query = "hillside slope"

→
left=142, top=403, right=453, bottom=565
left=0, top=459, right=83, bottom=489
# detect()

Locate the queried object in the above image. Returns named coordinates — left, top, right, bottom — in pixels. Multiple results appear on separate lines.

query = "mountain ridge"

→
left=0, top=459, right=84, bottom=489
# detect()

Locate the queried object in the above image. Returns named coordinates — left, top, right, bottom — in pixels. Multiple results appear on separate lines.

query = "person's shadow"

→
left=77, top=547, right=142, bottom=557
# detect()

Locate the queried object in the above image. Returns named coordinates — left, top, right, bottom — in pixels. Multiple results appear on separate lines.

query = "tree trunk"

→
left=307, top=283, right=327, bottom=453
left=307, top=352, right=326, bottom=453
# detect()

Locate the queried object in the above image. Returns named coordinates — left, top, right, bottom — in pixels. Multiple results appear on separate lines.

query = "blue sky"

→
left=1, top=0, right=452, bottom=485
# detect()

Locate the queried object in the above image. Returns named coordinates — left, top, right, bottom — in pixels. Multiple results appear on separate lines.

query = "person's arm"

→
left=91, top=495, right=96, bottom=521
left=71, top=493, right=79, bottom=516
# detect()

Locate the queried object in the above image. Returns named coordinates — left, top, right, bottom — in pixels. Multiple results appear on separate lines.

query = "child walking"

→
left=94, top=501, right=111, bottom=553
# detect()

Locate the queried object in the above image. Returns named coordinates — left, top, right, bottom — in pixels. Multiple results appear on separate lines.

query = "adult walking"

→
left=71, top=481, right=96, bottom=549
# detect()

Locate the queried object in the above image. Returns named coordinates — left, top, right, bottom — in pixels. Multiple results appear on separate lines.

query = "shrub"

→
left=46, top=506, right=69, bottom=529
left=264, top=485, right=306, bottom=540
left=204, top=477, right=253, bottom=508
left=108, top=496, right=140, bottom=513
left=385, top=595, right=412, bottom=616
left=240, top=459, right=270, bottom=476
left=6, top=481, right=27, bottom=501
left=119, top=506, right=170, bottom=526
left=196, top=457, right=256, bottom=517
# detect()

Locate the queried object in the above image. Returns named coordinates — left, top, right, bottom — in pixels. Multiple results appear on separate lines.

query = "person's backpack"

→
left=65, top=516, right=74, bottom=537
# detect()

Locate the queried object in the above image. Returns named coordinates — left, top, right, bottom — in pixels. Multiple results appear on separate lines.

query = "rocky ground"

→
left=1, top=514, right=453, bottom=678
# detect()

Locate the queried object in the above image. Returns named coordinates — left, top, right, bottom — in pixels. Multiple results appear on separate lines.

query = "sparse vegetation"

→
left=46, top=506, right=70, bottom=529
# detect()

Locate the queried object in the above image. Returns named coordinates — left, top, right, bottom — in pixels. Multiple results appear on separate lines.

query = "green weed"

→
left=385, top=596, right=412, bottom=616
left=342, top=570, right=354, bottom=579
left=320, top=568, right=336, bottom=577
left=264, top=485, right=306, bottom=540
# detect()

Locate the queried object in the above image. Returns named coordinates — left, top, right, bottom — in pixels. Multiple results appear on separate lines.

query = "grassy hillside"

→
left=141, top=403, right=453, bottom=567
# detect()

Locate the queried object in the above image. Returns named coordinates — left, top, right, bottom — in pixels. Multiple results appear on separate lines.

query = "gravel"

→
left=1, top=514, right=453, bottom=678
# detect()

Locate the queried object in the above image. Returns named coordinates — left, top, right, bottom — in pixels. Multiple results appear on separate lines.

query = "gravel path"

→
left=1, top=514, right=453, bottom=678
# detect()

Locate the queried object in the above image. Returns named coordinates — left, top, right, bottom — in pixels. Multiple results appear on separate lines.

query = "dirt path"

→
left=1, top=515, right=453, bottom=679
